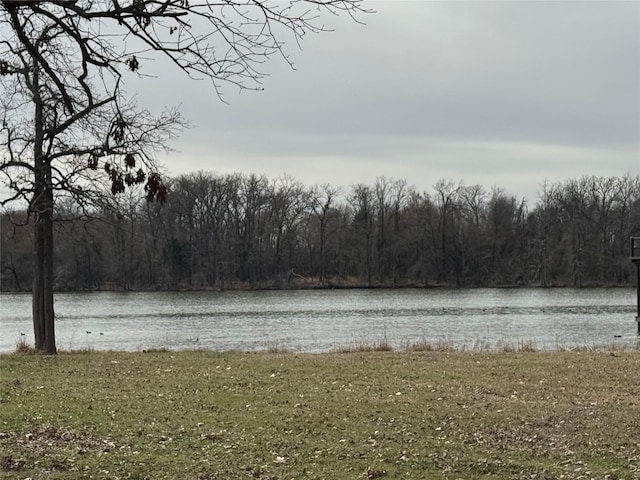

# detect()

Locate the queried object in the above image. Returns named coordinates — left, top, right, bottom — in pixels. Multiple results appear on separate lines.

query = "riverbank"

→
left=2, top=280, right=637, bottom=293
left=1, top=350, right=638, bottom=479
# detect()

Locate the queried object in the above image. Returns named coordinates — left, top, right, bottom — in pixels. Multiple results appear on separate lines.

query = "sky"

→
left=135, top=0, right=640, bottom=203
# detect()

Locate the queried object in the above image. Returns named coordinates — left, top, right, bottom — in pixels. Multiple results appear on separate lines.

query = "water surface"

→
left=1, top=288, right=637, bottom=352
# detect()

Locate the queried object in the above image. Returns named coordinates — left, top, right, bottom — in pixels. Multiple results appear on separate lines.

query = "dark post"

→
left=632, top=237, right=640, bottom=335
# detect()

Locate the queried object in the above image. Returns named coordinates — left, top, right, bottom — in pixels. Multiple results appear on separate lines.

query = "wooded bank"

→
left=2, top=173, right=639, bottom=291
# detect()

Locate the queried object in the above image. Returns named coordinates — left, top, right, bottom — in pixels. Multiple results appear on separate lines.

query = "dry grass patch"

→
left=13, top=338, right=35, bottom=355
left=333, top=339, right=394, bottom=353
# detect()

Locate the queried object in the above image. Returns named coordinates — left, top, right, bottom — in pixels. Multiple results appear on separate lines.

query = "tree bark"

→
left=32, top=190, right=56, bottom=354
left=31, top=62, right=56, bottom=354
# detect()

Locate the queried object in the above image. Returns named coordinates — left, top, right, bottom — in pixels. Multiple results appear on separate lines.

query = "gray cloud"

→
left=138, top=0, right=640, bottom=201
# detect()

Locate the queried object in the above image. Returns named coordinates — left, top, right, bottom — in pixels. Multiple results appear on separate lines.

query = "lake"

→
left=0, top=288, right=638, bottom=353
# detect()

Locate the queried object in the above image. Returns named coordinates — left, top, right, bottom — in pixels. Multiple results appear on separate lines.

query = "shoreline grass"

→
left=1, top=349, right=639, bottom=479
left=13, top=335, right=639, bottom=356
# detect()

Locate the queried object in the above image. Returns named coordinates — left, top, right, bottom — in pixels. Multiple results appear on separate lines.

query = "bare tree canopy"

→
left=1, top=0, right=367, bottom=204
left=0, top=0, right=366, bottom=353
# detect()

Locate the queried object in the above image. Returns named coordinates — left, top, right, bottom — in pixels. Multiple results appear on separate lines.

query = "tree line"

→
left=2, top=173, right=639, bottom=291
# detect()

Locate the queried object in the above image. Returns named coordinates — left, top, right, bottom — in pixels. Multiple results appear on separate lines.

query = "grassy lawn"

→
left=1, top=349, right=639, bottom=479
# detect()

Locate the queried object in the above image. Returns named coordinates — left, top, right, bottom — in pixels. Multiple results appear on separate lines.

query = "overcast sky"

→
left=136, top=0, right=640, bottom=202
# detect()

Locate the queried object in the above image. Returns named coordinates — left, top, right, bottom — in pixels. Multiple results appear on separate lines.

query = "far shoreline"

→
left=1, top=282, right=636, bottom=295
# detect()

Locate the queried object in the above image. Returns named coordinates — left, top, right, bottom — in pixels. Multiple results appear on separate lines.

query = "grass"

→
left=333, top=339, right=394, bottom=353
left=13, top=338, right=35, bottom=355
left=1, top=349, right=639, bottom=479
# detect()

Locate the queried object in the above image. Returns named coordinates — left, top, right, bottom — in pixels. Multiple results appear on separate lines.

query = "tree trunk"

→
left=319, top=226, right=326, bottom=284
left=32, top=189, right=56, bottom=354
left=31, top=62, right=56, bottom=354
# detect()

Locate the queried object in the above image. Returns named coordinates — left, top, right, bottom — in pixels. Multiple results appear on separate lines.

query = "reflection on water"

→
left=0, top=288, right=637, bottom=353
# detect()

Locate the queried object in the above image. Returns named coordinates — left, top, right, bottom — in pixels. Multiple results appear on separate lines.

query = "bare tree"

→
left=0, top=0, right=366, bottom=353
left=311, top=183, right=341, bottom=284
left=433, top=179, right=460, bottom=284
left=350, top=183, right=375, bottom=286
